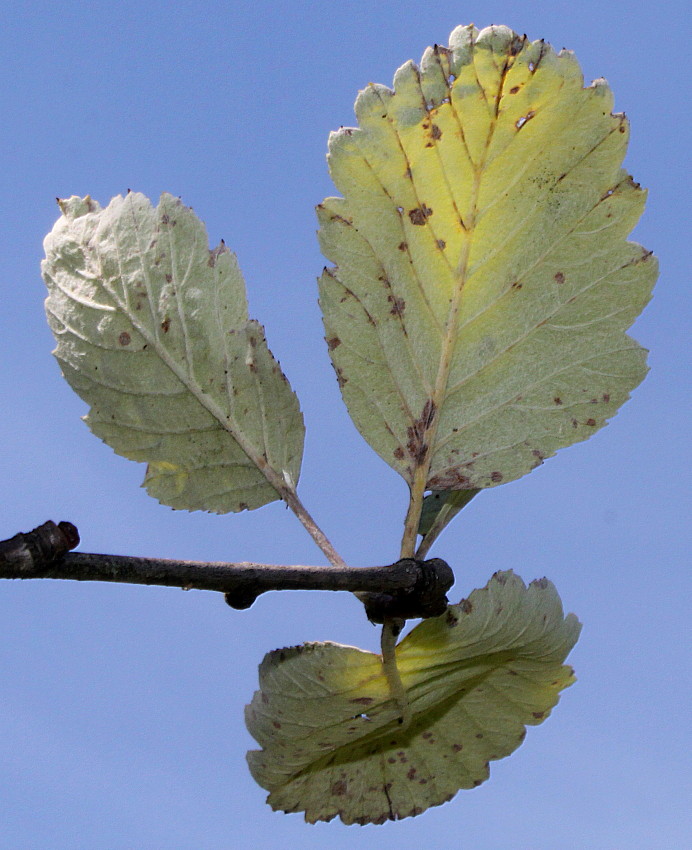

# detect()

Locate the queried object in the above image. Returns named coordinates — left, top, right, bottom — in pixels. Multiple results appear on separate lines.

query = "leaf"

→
left=417, top=489, right=478, bottom=537
left=42, top=193, right=304, bottom=513
left=246, top=570, right=580, bottom=824
left=318, top=24, right=657, bottom=494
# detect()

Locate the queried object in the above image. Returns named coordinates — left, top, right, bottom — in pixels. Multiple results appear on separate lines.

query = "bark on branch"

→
left=0, top=521, right=454, bottom=621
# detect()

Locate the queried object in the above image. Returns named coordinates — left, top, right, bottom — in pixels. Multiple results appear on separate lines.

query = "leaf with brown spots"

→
left=318, top=24, right=657, bottom=514
left=246, top=571, right=580, bottom=824
left=43, top=192, right=304, bottom=513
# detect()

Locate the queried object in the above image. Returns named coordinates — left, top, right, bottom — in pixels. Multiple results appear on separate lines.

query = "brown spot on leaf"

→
left=430, top=124, right=442, bottom=140
left=554, top=397, right=562, bottom=405
left=515, top=110, right=535, bottom=130
left=351, top=697, right=374, bottom=706
left=452, top=743, right=463, bottom=752
left=272, top=721, right=282, bottom=729
left=554, top=271, right=565, bottom=284
left=532, top=711, right=545, bottom=719
left=331, top=780, right=347, bottom=796
left=602, top=393, right=610, bottom=403
left=327, top=336, right=341, bottom=350
left=398, top=241, right=408, bottom=251
left=460, top=599, right=473, bottom=614
left=571, top=418, right=578, bottom=428
left=408, top=205, right=433, bottom=225
left=393, top=447, right=405, bottom=460
left=509, top=85, right=520, bottom=94
left=490, top=471, right=503, bottom=483
left=511, top=280, right=523, bottom=290
left=388, top=295, right=406, bottom=317
left=407, top=767, right=417, bottom=780
left=161, top=214, right=170, bottom=224
left=586, top=418, right=597, bottom=426
left=446, top=610, right=458, bottom=627
left=118, top=332, right=131, bottom=346
left=161, top=317, right=171, bottom=333
left=428, top=470, right=471, bottom=488
left=406, top=399, right=436, bottom=464
left=436, top=239, right=446, bottom=250
left=165, top=273, right=173, bottom=283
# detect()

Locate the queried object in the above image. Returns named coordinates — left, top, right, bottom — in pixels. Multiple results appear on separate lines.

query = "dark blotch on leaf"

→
left=406, top=400, right=436, bottom=463
left=118, top=332, right=131, bottom=346
left=388, top=295, right=406, bottom=317
left=408, top=206, right=433, bottom=225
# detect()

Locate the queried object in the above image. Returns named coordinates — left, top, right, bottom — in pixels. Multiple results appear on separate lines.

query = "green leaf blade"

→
left=318, top=25, right=657, bottom=492
left=43, top=192, right=304, bottom=513
left=246, top=571, right=580, bottom=824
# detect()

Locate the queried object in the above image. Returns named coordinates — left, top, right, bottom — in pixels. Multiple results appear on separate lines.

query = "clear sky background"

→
left=1, top=1, right=689, bottom=848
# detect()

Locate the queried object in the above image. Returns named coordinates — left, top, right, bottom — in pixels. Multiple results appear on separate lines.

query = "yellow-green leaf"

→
left=43, top=193, right=304, bottom=513
left=246, top=570, right=580, bottom=824
left=318, top=24, right=657, bottom=492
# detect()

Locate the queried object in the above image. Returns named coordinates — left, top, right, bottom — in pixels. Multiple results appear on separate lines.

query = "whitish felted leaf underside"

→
left=43, top=193, right=304, bottom=513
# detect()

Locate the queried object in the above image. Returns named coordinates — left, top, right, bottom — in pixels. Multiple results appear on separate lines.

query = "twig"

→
left=0, top=521, right=453, bottom=617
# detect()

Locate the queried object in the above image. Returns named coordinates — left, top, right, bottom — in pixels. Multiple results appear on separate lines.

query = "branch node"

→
left=224, top=587, right=260, bottom=610
left=361, top=558, right=454, bottom=623
left=0, top=520, right=80, bottom=573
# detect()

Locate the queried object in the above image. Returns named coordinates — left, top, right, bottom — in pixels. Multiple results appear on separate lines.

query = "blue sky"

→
left=1, top=1, right=689, bottom=847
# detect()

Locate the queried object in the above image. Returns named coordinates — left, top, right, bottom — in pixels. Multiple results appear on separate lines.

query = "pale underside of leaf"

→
left=318, top=24, right=657, bottom=492
left=246, top=570, right=581, bottom=824
left=42, top=193, right=304, bottom=513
